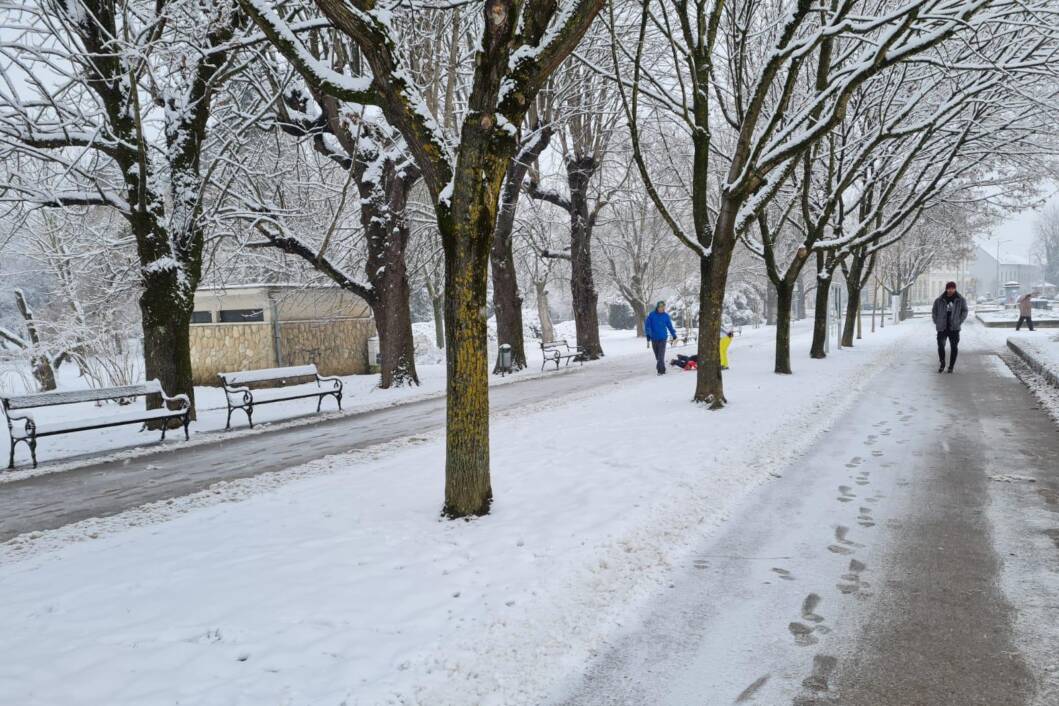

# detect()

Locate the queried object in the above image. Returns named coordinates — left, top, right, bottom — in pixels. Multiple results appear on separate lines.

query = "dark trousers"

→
left=937, top=330, right=960, bottom=369
left=651, top=339, right=667, bottom=373
left=1016, top=315, right=1034, bottom=331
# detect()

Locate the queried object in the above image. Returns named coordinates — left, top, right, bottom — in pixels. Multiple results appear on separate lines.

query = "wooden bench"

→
left=540, top=339, right=585, bottom=371
left=219, top=364, right=342, bottom=429
left=2, top=380, right=190, bottom=469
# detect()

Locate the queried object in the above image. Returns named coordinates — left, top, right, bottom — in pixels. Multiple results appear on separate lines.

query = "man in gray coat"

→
left=932, top=281, right=968, bottom=373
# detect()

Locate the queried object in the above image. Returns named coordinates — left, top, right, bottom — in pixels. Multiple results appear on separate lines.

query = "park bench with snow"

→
left=219, top=364, right=343, bottom=430
left=2, top=380, right=191, bottom=469
left=539, top=339, right=586, bottom=371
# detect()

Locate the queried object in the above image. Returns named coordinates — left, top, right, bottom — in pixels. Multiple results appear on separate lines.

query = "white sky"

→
left=977, top=189, right=1059, bottom=262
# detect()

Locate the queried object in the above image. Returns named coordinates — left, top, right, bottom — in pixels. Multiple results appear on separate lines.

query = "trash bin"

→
left=496, top=343, right=513, bottom=376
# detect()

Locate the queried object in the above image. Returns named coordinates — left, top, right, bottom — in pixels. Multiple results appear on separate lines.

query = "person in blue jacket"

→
left=644, top=301, right=678, bottom=375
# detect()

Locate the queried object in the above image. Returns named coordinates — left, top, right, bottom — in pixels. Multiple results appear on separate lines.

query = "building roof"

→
left=197, top=283, right=342, bottom=292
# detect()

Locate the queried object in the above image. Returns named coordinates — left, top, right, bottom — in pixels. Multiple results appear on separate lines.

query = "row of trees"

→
left=1, top=0, right=1057, bottom=518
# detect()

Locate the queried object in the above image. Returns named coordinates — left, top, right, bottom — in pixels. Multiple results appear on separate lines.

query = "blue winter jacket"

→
left=644, top=310, right=677, bottom=341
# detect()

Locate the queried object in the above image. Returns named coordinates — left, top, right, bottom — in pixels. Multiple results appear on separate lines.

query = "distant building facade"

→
left=189, top=285, right=374, bottom=385
left=909, top=256, right=974, bottom=305
left=969, top=246, right=1044, bottom=300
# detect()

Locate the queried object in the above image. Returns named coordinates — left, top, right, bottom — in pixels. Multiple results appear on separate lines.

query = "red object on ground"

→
left=685, top=360, right=697, bottom=370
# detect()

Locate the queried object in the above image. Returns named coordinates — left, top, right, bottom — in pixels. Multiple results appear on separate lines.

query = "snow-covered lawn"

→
left=0, top=322, right=647, bottom=476
left=0, top=318, right=918, bottom=706
left=1006, top=332, right=1059, bottom=386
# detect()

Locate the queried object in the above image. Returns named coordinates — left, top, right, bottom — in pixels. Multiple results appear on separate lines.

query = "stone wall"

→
left=277, top=318, right=374, bottom=377
left=190, top=318, right=374, bottom=385
left=190, top=323, right=275, bottom=385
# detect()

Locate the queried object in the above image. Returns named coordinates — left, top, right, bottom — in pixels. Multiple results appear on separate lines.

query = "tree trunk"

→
left=631, top=299, right=647, bottom=337
left=692, top=219, right=738, bottom=407
left=856, top=296, right=863, bottom=340
left=841, top=255, right=865, bottom=348
left=14, top=290, right=57, bottom=391
left=438, top=128, right=510, bottom=518
left=810, top=273, right=830, bottom=359
left=140, top=282, right=196, bottom=420
left=491, top=130, right=552, bottom=373
left=774, top=282, right=795, bottom=374
left=491, top=230, right=526, bottom=372
left=361, top=166, right=419, bottom=388
left=841, top=286, right=860, bottom=348
left=370, top=294, right=417, bottom=389
left=535, top=282, right=555, bottom=344
left=425, top=275, right=445, bottom=349
left=567, top=158, right=603, bottom=359
left=900, top=289, right=912, bottom=320
left=441, top=225, right=492, bottom=518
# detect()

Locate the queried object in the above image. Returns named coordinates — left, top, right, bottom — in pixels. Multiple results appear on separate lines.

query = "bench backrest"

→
left=219, top=364, right=319, bottom=387
left=541, top=340, right=570, bottom=350
left=2, top=379, right=163, bottom=411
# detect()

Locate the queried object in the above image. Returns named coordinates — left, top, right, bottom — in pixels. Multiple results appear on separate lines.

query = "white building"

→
left=969, top=246, right=1044, bottom=300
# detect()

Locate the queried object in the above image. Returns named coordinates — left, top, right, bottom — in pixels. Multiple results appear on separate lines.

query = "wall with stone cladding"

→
left=277, top=318, right=373, bottom=377
left=190, top=323, right=276, bottom=385
left=191, top=318, right=374, bottom=385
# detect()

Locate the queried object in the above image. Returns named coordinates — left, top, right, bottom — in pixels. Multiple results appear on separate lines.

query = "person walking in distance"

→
left=644, top=301, right=678, bottom=375
left=932, top=281, right=968, bottom=373
left=1016, top=292, right=1037, bottom=331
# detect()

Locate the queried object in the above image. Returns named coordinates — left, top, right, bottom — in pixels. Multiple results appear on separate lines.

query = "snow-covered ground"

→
left=0, top=317, right=921, bottom=706
left=1006, top=331, right=1059, bottom=383
left=0, top=321, right=647, bottom=475
left=976, top=308, right=1059, bottom=325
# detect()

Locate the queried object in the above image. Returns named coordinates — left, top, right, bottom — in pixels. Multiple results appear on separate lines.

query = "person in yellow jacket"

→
left=719, top=330, right=734, bottom=370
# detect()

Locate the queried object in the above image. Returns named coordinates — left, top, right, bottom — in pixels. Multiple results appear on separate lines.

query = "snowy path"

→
left=0, top=354, right=651, bottom=542
left=556, top=321, right=1059, bottom=705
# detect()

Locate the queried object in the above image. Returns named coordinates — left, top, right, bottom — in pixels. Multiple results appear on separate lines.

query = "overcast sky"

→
left=977, top=189, right=1059, bottom=262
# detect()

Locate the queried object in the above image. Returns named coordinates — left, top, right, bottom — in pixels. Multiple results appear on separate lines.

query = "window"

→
left=219, top=308, right=264, bottom=323
left=191, top=311, right=213, bottom=324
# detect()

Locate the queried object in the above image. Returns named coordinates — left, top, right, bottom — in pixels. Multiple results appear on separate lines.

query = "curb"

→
left=1007, top=338, right=1059, bottom=389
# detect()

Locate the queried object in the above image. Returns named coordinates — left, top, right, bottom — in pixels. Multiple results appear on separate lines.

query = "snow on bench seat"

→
left=219, top=365, right=321, bottom=387
left=4, top=381, right=165, bottom=410
left=3, top=379, right=191, bottom=469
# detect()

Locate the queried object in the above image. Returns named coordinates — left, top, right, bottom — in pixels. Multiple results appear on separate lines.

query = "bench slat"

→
left=20, top=407, right=187, bottom=438
left=3, top=380, right=162, bottom=410
left=220, top=365, right=319, bottom=386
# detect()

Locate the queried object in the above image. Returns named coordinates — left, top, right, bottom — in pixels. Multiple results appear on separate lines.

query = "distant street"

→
left=560, top=324, right=1059, bottom=706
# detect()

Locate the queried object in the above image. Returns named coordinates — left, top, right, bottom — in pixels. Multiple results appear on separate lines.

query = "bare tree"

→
left=0, top=0, right=245, bottom=419
left=527, top=37, right=621, bottom=359
left=612, top=0, right=1057, bottom=407
left=1033, top=203, right=1059, bottom=287
left=242, top=0, right=606, bottom=516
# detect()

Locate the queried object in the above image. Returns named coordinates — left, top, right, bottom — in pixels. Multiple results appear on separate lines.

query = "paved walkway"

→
left=0, top=355, right=650, bottom=542
left=559, top=325, right=1059, bottom=705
